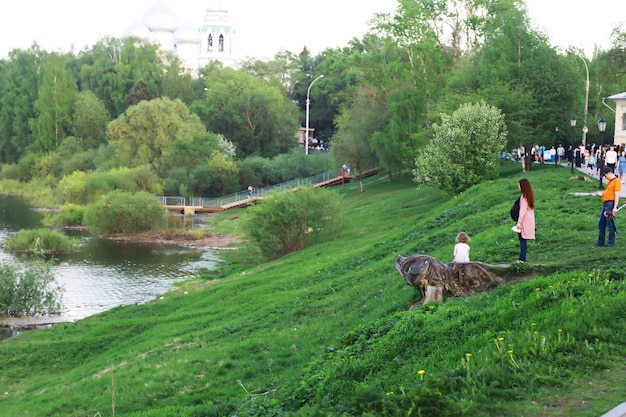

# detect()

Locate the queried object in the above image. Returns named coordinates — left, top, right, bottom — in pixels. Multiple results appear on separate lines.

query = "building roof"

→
left=122, top=19, right=151, bottom=41
left=606, top=92, right=626, bottom=101
left=143, top=0, right=179, bottom=32
left=175, top=21, right=202, bottom=44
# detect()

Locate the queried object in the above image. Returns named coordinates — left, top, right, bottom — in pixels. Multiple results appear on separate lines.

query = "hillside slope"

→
left=1, top=163, right=625, bottom=416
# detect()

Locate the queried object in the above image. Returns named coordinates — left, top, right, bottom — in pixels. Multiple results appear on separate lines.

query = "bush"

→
left=4, top=228, right=78, bottom=254
left=43, top=204, right=85, bottom=227
left=242, top=187, right=342, bottom=259
left=83, top=190, right=166, bottom=234
left=0, top=260, right=62, bottom=317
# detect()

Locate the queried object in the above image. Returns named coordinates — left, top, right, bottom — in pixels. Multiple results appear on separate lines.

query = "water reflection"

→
left=0, top=195, right=218, bottom=330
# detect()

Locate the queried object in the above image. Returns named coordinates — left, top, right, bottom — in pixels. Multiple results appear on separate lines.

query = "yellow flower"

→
left=507, top=350, right=513, bottom=355
left=418, top=370, right=426, bottom=375
left=465, top=353, right=472, bottom=359
left=498, top=337, right=504, bottom=342
left=386, top=391, right=394, bottom=396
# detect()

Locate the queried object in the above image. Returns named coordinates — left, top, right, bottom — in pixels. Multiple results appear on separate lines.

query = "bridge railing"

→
left=158, top=170, right=349, bottom=209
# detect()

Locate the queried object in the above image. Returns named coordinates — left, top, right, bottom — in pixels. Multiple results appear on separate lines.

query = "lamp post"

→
left=579, top=55, right=590, bottom=147
left=554, top=125, right=559, bottom=168
left=570, top=117, right=577, bottom=174
left=305, top=74, right=324, bottom=155
left=598, top=118, right=607, bottom=188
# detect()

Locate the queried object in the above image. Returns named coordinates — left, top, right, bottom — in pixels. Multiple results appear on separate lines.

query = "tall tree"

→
left=107, top=97, right=206, bottom=175
left=72, top=90, right=110, bottom=149
left=330, top=88, right=382, bottom=192
left=192, top=67, right=299, bottom=157
left=0, top=46, right=43, bottom=162
left=78, top=37, right=166, bottom=119
left=30, top=52, right=77, bottom=152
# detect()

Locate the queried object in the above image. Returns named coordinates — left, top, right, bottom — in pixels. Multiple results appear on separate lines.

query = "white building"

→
left=122, top=0, right=237, bottom=75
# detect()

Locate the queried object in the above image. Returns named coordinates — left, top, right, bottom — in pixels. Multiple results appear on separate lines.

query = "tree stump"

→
left=395, top=254, right=507, bottom=304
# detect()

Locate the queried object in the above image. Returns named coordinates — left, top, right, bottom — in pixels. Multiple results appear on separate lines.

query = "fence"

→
left=157, top=170, right=341, bottom=210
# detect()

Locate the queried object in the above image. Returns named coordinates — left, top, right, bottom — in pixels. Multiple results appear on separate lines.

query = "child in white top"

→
left=453, top=232, right=471, bottom=263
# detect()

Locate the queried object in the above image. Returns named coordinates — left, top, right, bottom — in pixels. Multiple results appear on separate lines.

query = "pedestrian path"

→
left=601, top=401, right=626, bottom=417
left=561, top=162, right=626, bottom=198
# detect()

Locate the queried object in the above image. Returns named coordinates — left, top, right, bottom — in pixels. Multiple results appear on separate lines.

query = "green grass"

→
left=0, top=162, right=625, bottom=416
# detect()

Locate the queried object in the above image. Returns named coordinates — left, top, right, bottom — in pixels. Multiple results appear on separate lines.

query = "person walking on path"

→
left=606, top=145, right=618, bottom=171
left=514, top=178, right=535, bottom=262
left=617, top=150, right=626, bottom=183
left=594, top=167, right=621, bottom=248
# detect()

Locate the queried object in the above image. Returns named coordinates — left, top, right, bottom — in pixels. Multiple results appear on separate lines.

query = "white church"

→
left=122, top=0, right=238, bottom=74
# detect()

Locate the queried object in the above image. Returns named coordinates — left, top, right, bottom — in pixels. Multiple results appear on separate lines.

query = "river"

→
left=0, top=195, right=219, bottom=338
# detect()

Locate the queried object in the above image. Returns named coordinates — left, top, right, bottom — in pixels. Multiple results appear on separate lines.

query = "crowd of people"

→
left=514, top=143, right=626, bottom=183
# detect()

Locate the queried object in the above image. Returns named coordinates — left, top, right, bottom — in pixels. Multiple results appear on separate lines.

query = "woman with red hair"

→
left=515, top=178, right=535, bottom=262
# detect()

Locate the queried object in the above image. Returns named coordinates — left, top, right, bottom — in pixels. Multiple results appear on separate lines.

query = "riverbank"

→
left=105, top=229, right=244, bottom=249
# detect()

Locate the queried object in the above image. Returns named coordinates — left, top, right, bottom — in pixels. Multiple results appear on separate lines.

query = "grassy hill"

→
left=1, top=162, right=626, bottom=416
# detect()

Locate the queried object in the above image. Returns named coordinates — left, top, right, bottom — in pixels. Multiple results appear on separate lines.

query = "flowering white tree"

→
left=413, top=101, right=507, bottom=193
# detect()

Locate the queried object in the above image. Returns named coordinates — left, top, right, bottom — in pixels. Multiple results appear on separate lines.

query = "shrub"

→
left=83, top=190, right=166, bottom=234
left=0, top=260, right=62, bottom=317
left=413, top=101, right=507, bottom=193
left=242, top=187, right=342, bottom=259
left=43, top=204, right=85, bottom=227
left=4, top=228, right=78, bottom=254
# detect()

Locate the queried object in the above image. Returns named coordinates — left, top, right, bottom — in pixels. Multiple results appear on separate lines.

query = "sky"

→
left=0, top=0, right=623, bottom=61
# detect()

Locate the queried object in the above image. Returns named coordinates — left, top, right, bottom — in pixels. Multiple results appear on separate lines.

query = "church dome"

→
left=174, top=21, right=201, bottom=44
left=143, top=0, right=179, bottom=32
left=122, top=19, right=151, bottom=41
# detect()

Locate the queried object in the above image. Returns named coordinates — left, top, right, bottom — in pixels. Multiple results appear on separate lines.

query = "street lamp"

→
left=554, top=125, right=559, bottom=168
left=305, top=74, right=324, bottom=155
left=570, top=117, right=577, bottom=174
left=579, top=55, right=590, bottom=147
left=598, top=118, right=607, bottom=188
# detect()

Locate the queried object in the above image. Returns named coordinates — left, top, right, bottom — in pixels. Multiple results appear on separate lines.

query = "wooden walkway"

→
left=163, top=168, right=379, bottom=214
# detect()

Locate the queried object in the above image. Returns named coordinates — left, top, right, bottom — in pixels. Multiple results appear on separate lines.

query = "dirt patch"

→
left=106, top=230, right=244, bottom=249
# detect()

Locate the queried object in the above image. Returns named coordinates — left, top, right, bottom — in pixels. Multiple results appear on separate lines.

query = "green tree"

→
left=242, top=187, right=342, bottom=259
left=30, top=52, right=77, bottom=152
left=72, top=90, right=110, bottom=148
left=78, top=37, right=166, bottom=118
left=0, top=46, right=43, bottom=162
left=330, top=89, right=382, bottom=192
left=192, top=67, right=299, bottom=157
left=205, top=152, right=240, bottom=196
left=107, top=97, right=206, bottom=175
left=413, top=101, right=507, bottom=193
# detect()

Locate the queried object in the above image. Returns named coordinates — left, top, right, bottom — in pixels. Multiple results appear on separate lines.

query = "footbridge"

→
left=158, top=167, right=378, bottom=214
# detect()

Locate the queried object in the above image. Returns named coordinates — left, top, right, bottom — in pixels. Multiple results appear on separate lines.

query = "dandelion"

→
left=535, top=287, right=540, bottom=292
left=498, top=337, right=504, bottom=342
left=387, top=391, right=394, bottom=396
left=418, top=369, right=425, bottom=380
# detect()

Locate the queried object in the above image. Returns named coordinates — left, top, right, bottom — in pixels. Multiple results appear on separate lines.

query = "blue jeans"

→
left=518, top=232, right=527, bottom=261
left=598, top=201, right=616, bottom=246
